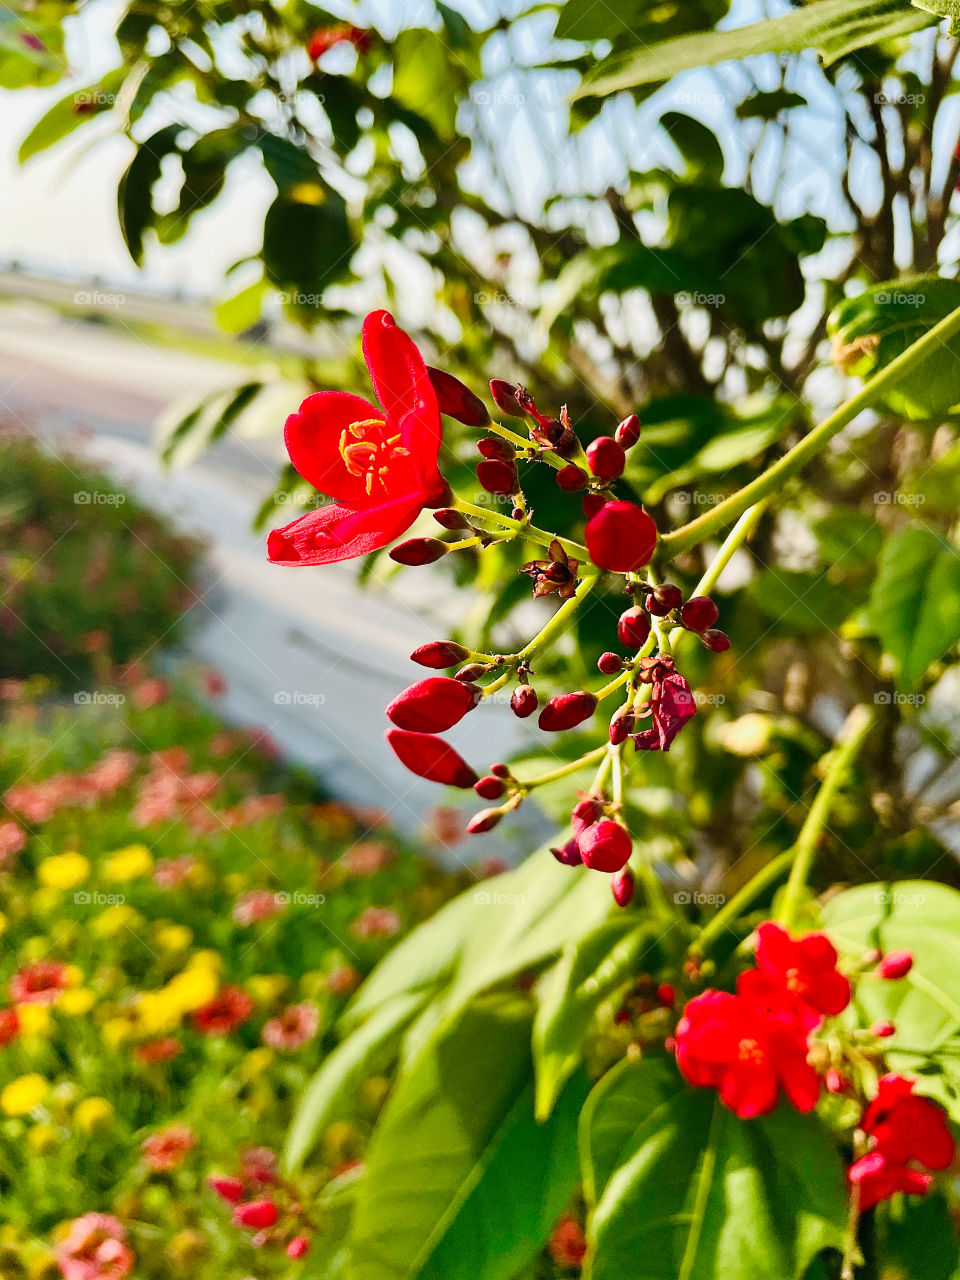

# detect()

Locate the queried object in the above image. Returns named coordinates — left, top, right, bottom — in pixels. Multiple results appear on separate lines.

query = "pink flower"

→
left=262, top=1003, right=320, bottom=1051
left=153, top=856, right=195, bottom=888
left=0, top=821, right=26, bottom=865
left=132, top=678, right=170, bottom=709
left=142, top=1124, right=195, bottom=1171
left=56, top=1214, right=133, bottom=1280
left=234, top=1200, right=278, bottom=1229
left=10, top=961, right=70, bottom=1005
left=340, top=842, right=395, bottom=877
left=326, top=965, right=360, bottom=996
left=351, top=906, right=402, bottom=939
left=232, top=890, right=284, bottom=926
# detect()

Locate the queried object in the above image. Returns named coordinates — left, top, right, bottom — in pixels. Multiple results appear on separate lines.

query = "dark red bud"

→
left=386, top=677, right=479, bottom=733
left=474, top=775, right=506, bottom=800
left=579, top=820, right=632, bottom=873
left=556, top=464, right=589, bottom=493
left=571, top=797, right=603, bottom=834
left=555, top=425, right=579, bottom=457
left=653, top=582, right=683, bottom=610
left=585, top=436, right=626, bottom=481
left=615, top=414, right=641, bottom=449
left=467, top=807, right=502, bottom=834
left=410, top=641, right=470, bottom=669
left=582, top=494, right=606, bottom=520
left=656, top=982, right=676, bottom=1008
left=390, top=538, right=448, bottom=565
left=385, top=729, right=478, bottom=788
left=490, top=762, right=511, bottom=778
left=680, top=595, right=719, bottom=632
left=511, top=506, right=524, bottom=520
left=209, top=1176, right=245, bottom=1203
left=477, top=459, right=518, bottom=495
left=551, top=839, right=583, bottom=867
left=585, top=502, right=657, bottom=573
left=611, top=866, right=635, bottom=906
left=510, top=685, right=539, bottom=718
left=608, top=710, right=633, bottom=744
left=701, top=629, right=730, bottom=653
left=433, top=508, right=470, bottom=531
left=489, top=379, right=525, bottom=417
left=234, top=1200, right=279, bottom=1229
left=618, top=606, right=651, bottom=649
left=871, top=1020, right=896, bottom=1038
left=876, top=950, right=913, bottom=980
left=477, top=436, right=515, bottom=462
left=597, top=652, right=622, bottom=675
left=539, top=690, right=597, bottom=732
left=427, top=367, right=490, bottom=426
left=456, top=664, right=489, bottom=682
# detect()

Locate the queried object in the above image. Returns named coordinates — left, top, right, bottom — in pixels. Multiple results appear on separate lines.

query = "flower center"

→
left=738, top=1037, right=764, bottom=1064
left=339, top=418, right=410, bottom=496
left=785, top=967, right=806, bottom=994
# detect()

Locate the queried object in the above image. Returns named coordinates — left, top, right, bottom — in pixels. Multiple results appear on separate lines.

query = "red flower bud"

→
left=477, top=459, right=518, bottom=495
left=510, top=686, right=538, bottom=718
left=876, top=950, right=913, bottom=980
left=456, top=664, right=489, bottom=682
left=825, top=1068, right=849, bottom=1093
left=467, top=807, right=502, bottom=834
left=611, top=866, right=635, bottom=906
left=385, top=729, right=478, bottom=788
left=433, top=508, right=470, bottom=530
left=701, top=629, right=730, bottom=653
left=427, top=367, right=490, bottom=426
left=489, top=379, right=525, bottom=417
left=656, top=982, right=676, bottom=1008
left=478, top=436, right=515, bottom=461
left=538, top=690, right=597, bottom=732
left=871, top=1020, right=896, bottom=1038
left=582, top=493, right=606, bottom=520
left=208, top=1176, right=245, bottom=1203
left=571, top=798, right=603, bottom=833
left=410, top=641, right=470, bottom=669
left=234, top=1200, right=278, bottom=1229
left=556, top=464, right=588, bottom=493
left=608, top=709, right=634, bottom=744
left=579, top=820, right=632, bottom=873
left=585, top=436, right=626, bottom=481
left=287, top=1237, right=310, bottom=1259
left=585, top=501, right=657, bottom=573
left=390, top=538, right=448, bottom=565
left=490, top=762, right=511, bottom=778
left=615, top=414, right=641, bottom=448
left=618, top=606, right=651, bottom=649
left=680, top=595, right=719, bottom=632
left=597, top=652, right=622, bottom=675
left=474, top=775, right=506, bottom=800
left=386, top=677, right=479, bottom=733
left=652, top=582, right=682, bottom=611
left=551, top=838, right=583, bottom=866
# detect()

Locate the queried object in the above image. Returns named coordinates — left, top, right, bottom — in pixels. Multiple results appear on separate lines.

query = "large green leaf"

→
left=346, top=994, right=584, bottom=1280
left=581, top=1057, right=848, bottom=1280
left=828, top=277, right=960, bottom=419
left=823, top=881, right=960, bottom=1120
left=19, top=67, right=126, bottom=163
left=117, top=124, right=183, bottom=265
left=556, top=0, right=729, bottom=42
left=914, top=0, right=960, bottom=32
left=263, top=189, right=355, bottom=301
left=156, top=382, right=263, bottom=468
left=575, top=0, right=933, bottom=100
left=864, top=525, right=960, bottom=691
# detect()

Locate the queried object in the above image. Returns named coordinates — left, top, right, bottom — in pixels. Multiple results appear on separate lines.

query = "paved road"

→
left=0, top=302, right=545, bottom=863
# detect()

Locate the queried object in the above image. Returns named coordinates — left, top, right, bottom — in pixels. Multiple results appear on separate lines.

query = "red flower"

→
left=861, top=1074, right=955, bottom=1170
left=192, top=987, right=254, bottom=1036
left=233, top=1199, right=278, bottom=1230
left=385, top=677, right=480, bottom=733
left=0, top=1008, right=19, bottom=1046
left=849, top=1150, right=933, bottom=1211
left=674, top=974, right=820, bottom=1118
left=548, top=1215, right=587, bottom=1268
left=268, top=312, right=445, bottom=567
left=578, top=820, right=632, bottom=873
left=10, top=961, right=70, bottom=1005
left=754, top=922, right=851, bottom=1019
left=875, top=949, right=913, bottom=980
left=307, top=24, right=371, bottom=59
left=133, top=1037, right=181, bottom=1064
left=584, top=500, right=657, bottom=572
left=262, top=1002, right=320, bottom=1051
left=385, top=728, right=477, bottom=787
left=142, top=1124, right=195, bottom=1171
left=208, top=1175, right=245, bottom=1204
left=631, top=664, right=697, bottom=752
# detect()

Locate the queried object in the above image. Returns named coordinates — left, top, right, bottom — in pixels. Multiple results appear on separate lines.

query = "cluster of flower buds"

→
left=208, top=1148, right=311, bottom=1260
left=549, top=798, right=635, bottom=906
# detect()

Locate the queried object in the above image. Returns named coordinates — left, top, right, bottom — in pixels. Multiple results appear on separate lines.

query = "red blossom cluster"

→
left=850, top=1073, right=955, bottom=1209
left=56, top=1213, right=133, bottom=1280
left=4, top=749, right=137, bottom=823
left=10, top=960, right=73, bottom=1005
left=192, top=986, right=254, bottom=1036
left=142, top=1124, right=195, bottom=1171
left=209, top=1147, right=312, bottom=1259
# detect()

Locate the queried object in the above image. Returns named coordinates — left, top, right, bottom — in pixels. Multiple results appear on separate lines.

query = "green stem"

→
left=778, top=704, right=875, bottom=930
left=483, top=419, right=567, bottom=472
left=517, top=573, right=600, bottom=662
left=660, top=301, right=960, bottom=558
left=689, top=850, right=795, bottom=958
left=518, top=745, right=608, bottom=792
left=454, top=498, right=586, bottom=560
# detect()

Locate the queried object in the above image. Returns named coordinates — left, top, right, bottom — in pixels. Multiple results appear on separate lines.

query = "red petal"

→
left=385, top=678, right=478, bottom=733
left=384, top=729, right=477, bottom=788
left=777, top=1052, right=821, bottom=1113
left=285, top=392, right=386, bottom=503
left=362, top=311, right=442, bottom=493
left=267, top=495, right=422, bottom=566
left=720, top=1060, right=779, bottom=1118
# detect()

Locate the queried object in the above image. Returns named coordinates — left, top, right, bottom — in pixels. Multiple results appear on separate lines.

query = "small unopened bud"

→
left=538, top=690, right=597, bottom=732
left=824, top=1068, right=849, bottom=1093
left=477, top=459, right=519, bottom=495
left=579, top=820, right=632, bottom=873
left=615, top=414, right=641, bottom=448
left=489, top=378, right=525, bottom=417
left=385, top=729, right=478, bottom=788
left=583, top=493, right=605, bottom=519
left=511, top=506, right=524, bottom=520
left=701, top=629, right=731, bottom=653
left=608, top=710, right=633, bottom=744
left=411, top=640, right=469, bottom=668
left=467, top=807, right=502, bottom=834
left=554, top=425, right=579, bottom=457
left=478, top=436, right=515, bottom=462
left=551, top=838, right=583, bottom=867
left=386, top=677, right=479, bottom=733
left=611, top=866, right=635, bottom=906
left=234, top=1201, right=279, bottom=1229
left=456, top=664, right=489, bottom=682
left=870, top=1020, right=896, bottom=1038
left=490, top=762, right=511, bottom=778
left=571, top=798, right=603, bottom=833
left=585, top=501, right=657, bottom=573
left=656, top=983, right=675, bottom=1008
left=390, top=538, right=447, bottom=565
left=618, top=606, right=651, bottom=649
left=474, top=774, right=506, bottom=800
left=208, top=1176, right=245, bottom=1203
left=427, top=367, right=490, bottom=426
left=510, top=685, right=538, bottom=718
left=433, top=508, right=470, bottom=531
left=287, top=1237, right=310, bottom=1259
left=876, top=950, right=913, bottom=980
left=597, top=652, right=622, bottom=675
left=680, top=596, right=719, bottom=632
left=585, top=436, right=626, bottom=481
left=653, top=582, right=682, bottom=610
left=556, top=464, right=588, bottom=493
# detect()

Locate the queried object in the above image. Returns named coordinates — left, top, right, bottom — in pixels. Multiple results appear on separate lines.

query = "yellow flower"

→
left=188, top=950, right=222, bottom=975
left=74, top=1097, right=114, bottom=1132
left=16, top=1005, right=52, bottom=1037
left=246, top=974, right=289, bottom=1006
left=2, top=1074, right=48, bottom=1116
left=154, top=923, right=193, bottom=953
left=92, top=904, right=144, bottom=938
left=185, top=862, right=215, bottom=891
left=30, top=888, right=63, bottom=917
left=0, top=912, right=6, bottom=938
left=58, top=989, right=95, bottom=1016
left=101, top=1017, right=134, bottom=1048
left=27, top=1124, right=59, bottom=1154
left=104, top=843, right=153, bottom=882
left=239, top=1048, right=273, bottom=1080
left=163, top=966, right=218, bottom=1015
left=37, top=852, right=90, bottom=891
left=223, top=872, right=248, bottom=895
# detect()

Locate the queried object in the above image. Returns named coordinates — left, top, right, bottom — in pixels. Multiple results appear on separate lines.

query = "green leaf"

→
left=736, top=89, right=809, bottom=120
left=882, top=1194, right=960, bottom=1280
left=214, top=278, right=267, bottom=333
left=533, top=918, right=660, bottom=1120
left=157, top=382, right=263, bottom=468
left=117, top=124, right=183, bottom=265
left=392, top=29, right=462, bottom=140
left=823, top=881, right=960, bottom=1120
left=263, top=189, right=355, bottom=300
left=575, top=0, right=934, bottom=100
left=828, top=276, right=960, bottom=418
left=556, top=0, right=729, bottom=42
left=748, top=569, right=861, bottom=636
left=0, top=7, right=65, bottom=88
left=913, top=0, right=960, bottom=33
left=864, top=525, right=960, bottom=690
left=346, top=994, right=584, bottom=1280
left=19, top=68, right=126, bottom=163
left=581, top=1058, right=848, bottom=1280
left=660, top=111, right=724, bottom=182
left=284, top=991, right=425, bottom=1174
left=911, top=442, right=960, bottom=512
